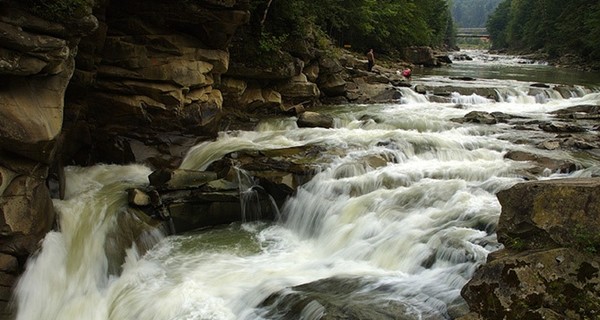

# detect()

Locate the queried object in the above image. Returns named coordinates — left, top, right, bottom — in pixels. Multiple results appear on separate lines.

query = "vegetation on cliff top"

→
left=23, top=0, right=91, bottom=21
left=249, top=0, right=455, bottom=56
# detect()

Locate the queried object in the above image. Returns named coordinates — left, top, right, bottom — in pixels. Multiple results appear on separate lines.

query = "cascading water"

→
left=235, top=167, right=281, bottom=222
left=12, top=53, right=600, bottom=320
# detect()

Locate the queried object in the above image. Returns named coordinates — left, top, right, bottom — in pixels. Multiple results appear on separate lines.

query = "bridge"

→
left=456, top=28, right=490, bottom=39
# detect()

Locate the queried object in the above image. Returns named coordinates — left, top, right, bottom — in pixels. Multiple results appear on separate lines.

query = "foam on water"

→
left=12, top=57, right=600, bottom=320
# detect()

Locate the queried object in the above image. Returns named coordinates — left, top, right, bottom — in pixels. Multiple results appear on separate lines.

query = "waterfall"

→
left=235, top=167, right=281, bottom=222
left=450, top=92, right=492, bottom=104
left=11, top=52, right=600, bottom=320
left=14, top=164, right=163, bottom=320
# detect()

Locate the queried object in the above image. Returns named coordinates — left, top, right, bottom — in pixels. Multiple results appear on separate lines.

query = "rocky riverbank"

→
left=1, top=0, right=599, bottom=318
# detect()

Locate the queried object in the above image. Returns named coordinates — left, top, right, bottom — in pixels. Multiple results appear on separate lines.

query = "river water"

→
left=13, top=51, right=600, bottom=320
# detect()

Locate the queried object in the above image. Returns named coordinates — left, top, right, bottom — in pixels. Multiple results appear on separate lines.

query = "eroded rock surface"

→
left=460, top=178, right=600, bottom=319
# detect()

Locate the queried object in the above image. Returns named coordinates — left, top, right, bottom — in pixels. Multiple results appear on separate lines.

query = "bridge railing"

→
left=456, top=28, right=489, bottom=38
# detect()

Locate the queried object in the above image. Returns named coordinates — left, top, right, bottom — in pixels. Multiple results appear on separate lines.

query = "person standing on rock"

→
left=367, top=49, right=375, bottom=72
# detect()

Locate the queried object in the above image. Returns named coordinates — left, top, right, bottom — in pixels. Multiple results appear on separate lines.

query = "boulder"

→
left=297, top=111, right=334, bottom=128
left=220, top=77, right=247, bottom=98
left=452, top=111, right=498, bottom=124
left=303, top=62, right=320, bottom=83
left=424, top=85, right=500, bottom=101
left=462, top=248, right=600, bottom=320
left=504, top=150, right=578, bottom=175
left=239, top=86, right=283, bottom=112
left=0, top=157, right=55, bottom=278
left=277, top=73, right=320, bottom=104
left=130, top=145, right=326, bottom=233
left=258, top=276, right=448, bottom=320
left=403, top=46, right=439, bottom=67
left=149, top=169, right=218, bottom=191
left=461, top=178, right=600, bottom=319
left=496, top=178, right=600, bottom=251
left=539, top=122, right=588, bottom=133
left=317, top=55, right=347, bottom=97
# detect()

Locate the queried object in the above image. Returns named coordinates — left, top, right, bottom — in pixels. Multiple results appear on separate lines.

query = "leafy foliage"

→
left=24, top=0, right=91, bottom=22
left=487, top=0, right=600, bottom=60
left=450, top=0, right=503, bottom=28
left=246, top=0, right=453, bottom=56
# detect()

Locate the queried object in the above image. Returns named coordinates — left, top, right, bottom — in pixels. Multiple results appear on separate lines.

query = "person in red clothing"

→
left=401, top=68, right=412, bottom=80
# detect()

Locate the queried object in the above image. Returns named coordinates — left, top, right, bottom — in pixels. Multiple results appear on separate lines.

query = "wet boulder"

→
left=297, top=111, right=335, bottom=128
left=461, top=248, right=600, bottom=320
left=149, top=168, right=218, bottom=191
left=504, top=150, right=578, bottom=175
left=258, top=276, right=447, bottom=320
left=451, top=111, right=519, bottom=125
left=550, top=104, right=600, bottom=120
left=451, top=111, right=498, bottom=124
left=131, top=146, right=325, bottom=233
left=496, top=178, right=600, bottom=251
left=460, top=178, right=600, bottom=320
left=451, top=53, right=473, bottom=61
left=449, top=76, right=476, bottom=81
left=418, top=85, right=500, bottom=101
left=539, top=122, right=587, bottom=133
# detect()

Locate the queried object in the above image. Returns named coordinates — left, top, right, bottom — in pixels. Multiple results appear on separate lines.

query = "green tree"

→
left=451, top=0, right=503, bottom=28
left=249, top=0, right=454, bottom=55
left=486, top=0, right=511, bottom=49
left=487, top=0, right=600, bottom=61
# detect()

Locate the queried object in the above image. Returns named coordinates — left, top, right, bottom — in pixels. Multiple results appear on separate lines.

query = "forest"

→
left=450, top=0, right=502, bottom=28
left=486, top=0, right=600, bottom=60
left=248, top=0, right=455, bottom=56
left=26, top=0, right=600, bottom=64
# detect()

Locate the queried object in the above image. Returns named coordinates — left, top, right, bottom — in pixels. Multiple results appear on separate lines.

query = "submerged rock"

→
left=504, top=150, right=578, bottom=175
left=258, top=276, right=448, bottom=320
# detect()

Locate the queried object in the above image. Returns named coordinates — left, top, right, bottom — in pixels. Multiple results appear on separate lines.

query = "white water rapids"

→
left=12, top=55, right=600, bottom=320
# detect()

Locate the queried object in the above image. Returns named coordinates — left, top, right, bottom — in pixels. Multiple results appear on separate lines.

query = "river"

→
left=12, top=50, right=600, bottom=320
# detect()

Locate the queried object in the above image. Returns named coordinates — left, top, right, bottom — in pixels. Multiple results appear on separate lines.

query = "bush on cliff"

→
left=23, top=0, right=92, bottom=21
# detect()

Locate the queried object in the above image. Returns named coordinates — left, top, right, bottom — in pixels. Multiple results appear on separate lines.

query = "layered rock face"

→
left=0, top=0, right=249, bottom=316
left=0, top=1, right=98, bottom=314
left=460, top=179, right=600, bottom=319
left=64, top=0, right=251, bottom=168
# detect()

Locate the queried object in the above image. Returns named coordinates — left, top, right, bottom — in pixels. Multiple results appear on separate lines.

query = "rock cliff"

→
left=0, top=0, right=98, bottom=315
left=0, top=1, right=384, bottom=315
left=0, top=0, right=251, bottom=315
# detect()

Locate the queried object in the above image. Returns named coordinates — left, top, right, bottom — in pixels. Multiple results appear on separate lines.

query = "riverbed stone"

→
left=539, top=122, right=587, bottom=133
left=461, top=178, right=600, bottom=319
left=149, top=169, right=218, bottom=191
left=496, top=178, right=600, bottom=251
left=297, top=111, right=334, bottom=128
left=461, top=248, right=600, bottom=320
left=504, top=150, right=578, bottom=175
left=259, top=276, right=447, bottom=320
